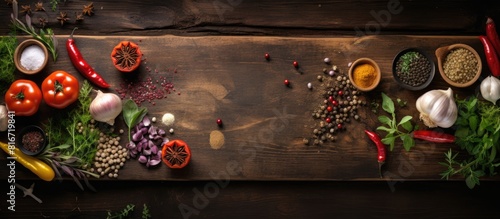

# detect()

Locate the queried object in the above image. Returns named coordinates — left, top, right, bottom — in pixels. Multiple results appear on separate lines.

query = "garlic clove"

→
left=480, top=76, right=500, bottom=105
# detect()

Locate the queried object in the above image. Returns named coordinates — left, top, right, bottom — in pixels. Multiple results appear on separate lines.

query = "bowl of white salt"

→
left=14, top=39, right=49, bottom=75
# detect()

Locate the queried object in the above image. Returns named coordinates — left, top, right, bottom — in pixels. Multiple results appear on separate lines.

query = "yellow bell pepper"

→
left=0, top=141, right=55, bottom=181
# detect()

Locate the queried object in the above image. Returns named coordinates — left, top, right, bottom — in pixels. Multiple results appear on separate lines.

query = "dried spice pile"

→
left=305, top=65, right=367, bottom=146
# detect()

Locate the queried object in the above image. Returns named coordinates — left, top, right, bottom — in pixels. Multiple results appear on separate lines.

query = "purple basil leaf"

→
left=138, top=155, right=148, bottom=164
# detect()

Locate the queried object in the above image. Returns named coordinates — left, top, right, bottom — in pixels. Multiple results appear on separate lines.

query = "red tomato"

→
left=5, top=80, right=42, bottom=116
left=42, top=70, right=79, bottom=109
left=161, top=139, right=192, bottom=169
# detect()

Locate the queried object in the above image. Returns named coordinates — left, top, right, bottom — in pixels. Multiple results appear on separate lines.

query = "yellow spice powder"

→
left=353, top=64, right=376, bottom=88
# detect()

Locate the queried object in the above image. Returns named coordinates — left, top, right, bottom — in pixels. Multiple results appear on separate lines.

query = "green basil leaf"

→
left=381, top=136, right=396, bottom=145
left=468, top=115, right=478, bottom=131
left=465, top=174, right=477, bottom=189
left=123, top=99, right=139, bottom=128
left=398, top=115, right=412, bottom=126
left=376, top=126, right=392, bottom=133
left=401, top=120, right=413, bottom=132
left=378, top=115, right=392, bottom=126
left=381, top=92, right=395, bottom=114
left=402, top=134, right=414, bottom=151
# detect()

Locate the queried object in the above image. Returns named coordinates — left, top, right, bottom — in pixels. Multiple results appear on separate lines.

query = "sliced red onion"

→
left=143, top=148, right=152, bottom=156
left=138, top=155, right=148, bottom=163
left=147, top=159, right=161, bottom=167
left=132, top=131, right=144, bottom=142
left=151, top=145, right=158, bottom=154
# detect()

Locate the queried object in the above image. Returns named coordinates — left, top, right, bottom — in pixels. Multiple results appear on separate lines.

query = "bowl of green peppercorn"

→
left=392, top=48, right=436, bottom=91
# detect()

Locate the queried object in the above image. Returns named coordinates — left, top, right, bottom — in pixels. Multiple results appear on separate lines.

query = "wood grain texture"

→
left=0, top=35, right=493, bottom=182
left=1, top=0, right=500, bottom=36
left=1, top=180, right=499, bottom=218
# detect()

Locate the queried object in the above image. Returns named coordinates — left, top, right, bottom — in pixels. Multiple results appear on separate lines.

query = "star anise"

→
left=75, top=12, right=84, bottom=22
left=38, top=17, right=48, bottom=28
left=82, top=2, right=94, bottom=16
left=20, top=4, right=31, bottom=15
left=34, top=2, right=45, bottom=11
left=164, top=143, right=189, bottom=166
left=113, top=42, right=140, bottom=70
left=56, top=12, right=70, bottom=26
left=5, top=0, right=13, bottom=5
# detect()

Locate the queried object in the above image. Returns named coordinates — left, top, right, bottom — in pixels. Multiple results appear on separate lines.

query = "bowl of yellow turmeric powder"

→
left=348, top=58, right=381, bottom=92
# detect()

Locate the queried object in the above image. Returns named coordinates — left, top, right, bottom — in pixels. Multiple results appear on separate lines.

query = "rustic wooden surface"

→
left=1, top=0, right=500, bottom=218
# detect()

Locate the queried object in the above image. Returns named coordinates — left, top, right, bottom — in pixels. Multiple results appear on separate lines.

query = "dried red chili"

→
left=66, top=28, right=110, bottom=88
left=364, top=130, right=386, bottom=178
left=412, top=130, right=455, bottom=143
left=479, top=35, right=500, bottom=77
left=161, top=140, right=191, bottom=169
left=486, top=17, right=500, bottom=57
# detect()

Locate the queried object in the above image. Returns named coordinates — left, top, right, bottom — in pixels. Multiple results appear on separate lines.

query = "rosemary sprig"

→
left=11, top=0, right=58, bottom=61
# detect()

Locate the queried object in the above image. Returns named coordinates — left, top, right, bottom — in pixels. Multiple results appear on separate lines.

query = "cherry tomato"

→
left=5, top=80, right=42, bottom=116
left=161, top=139, right=192, bottom=169
left=41, top=70, right=79, bottom=109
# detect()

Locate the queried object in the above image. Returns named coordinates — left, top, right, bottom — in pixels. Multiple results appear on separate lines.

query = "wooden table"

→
left=1, top=1, right=500, bottom=218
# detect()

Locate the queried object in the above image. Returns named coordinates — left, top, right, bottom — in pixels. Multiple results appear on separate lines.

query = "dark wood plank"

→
left=1, top=0, right=500, bottom=36
left=1, top=180, right=499, bottom=218
left=0, top=35, right=493, bottom=182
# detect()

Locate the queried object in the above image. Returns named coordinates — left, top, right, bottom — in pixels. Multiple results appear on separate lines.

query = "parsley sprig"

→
left=376, top=93, right=416, bottom=151
left=440, top=96, right=500, bottom=189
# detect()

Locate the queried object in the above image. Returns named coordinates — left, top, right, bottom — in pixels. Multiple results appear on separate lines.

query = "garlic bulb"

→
left=0, top=105, right=7, bottom=132
left=90, top=90, right=123, bottom=125
left=480, top=76, right=500, bottom=105
left=416, top=88, right=457, bottom=128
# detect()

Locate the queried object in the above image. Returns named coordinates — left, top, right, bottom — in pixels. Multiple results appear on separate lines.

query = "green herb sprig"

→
left=50, top=0, right=60, bottom=11
left=106, top=204, right=135, bottom=219
left=0, top=35, right=17, bottom=93
left=376, top=93, right=416, bottom=151
left=440, top=96, right=500, bottom=189
left=40, top=81, right=100, bottom=191
left=11, top=0, right=58, bottom=61
left=122, top=99, right=148, bottom=142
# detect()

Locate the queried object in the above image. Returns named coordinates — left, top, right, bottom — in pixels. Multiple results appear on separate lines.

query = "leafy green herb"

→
left=11, top=0, right=58, bottom=61
left=107, top=204, right=135, bottom=219
left=398, top=51, right=418, bottom=74
left=440, top=96, right=500, bottom=189
left=0, top=35, right=16, bottom=94
left=376, top=92, right=415, bottom=151
left=142, top=204, right=151, bottom=219
left=396, top=98, right=407, bottom=107
left=40, top=81, right=100, bottom=191
left=50, top=0, right=60, bottom=11
left=122, top=99, right=148, bottom=141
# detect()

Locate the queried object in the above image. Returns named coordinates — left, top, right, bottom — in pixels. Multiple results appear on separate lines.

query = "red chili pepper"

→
left=486, top=17, right=500, bottom=57
left=66, top=27, right=110, bottom=88
left=412, top=130, right=455, bottom=143
left=364, top=130, right=386, bottom=178
left=479, top=35, right=500, bottom=77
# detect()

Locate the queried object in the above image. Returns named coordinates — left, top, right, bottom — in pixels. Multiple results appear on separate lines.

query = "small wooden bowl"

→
left=14, top=39, right=49, bottom=75
left=435, top=43, right=482, bottom=88
left=348, top=58, right=381, bottom=92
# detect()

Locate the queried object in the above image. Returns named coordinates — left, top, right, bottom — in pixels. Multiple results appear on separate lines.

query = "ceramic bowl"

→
left=16, top=125, right=47, bottom=156
left=13, top=39, right=49, bottom=75
left=348, top=58, right=381, bottom=92
left=392, top=48, right=436, bottom=91
left=435, top=43, right=482, bottom=88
